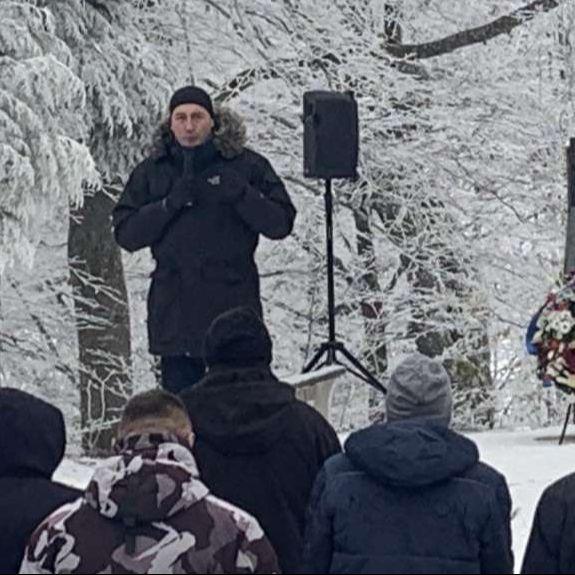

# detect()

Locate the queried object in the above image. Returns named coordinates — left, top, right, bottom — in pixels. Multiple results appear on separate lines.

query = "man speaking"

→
left=112, top=86, right=296, bottom=393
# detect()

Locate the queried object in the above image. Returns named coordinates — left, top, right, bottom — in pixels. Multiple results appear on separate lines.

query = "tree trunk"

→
left=68, top=185, right=132, bottom=454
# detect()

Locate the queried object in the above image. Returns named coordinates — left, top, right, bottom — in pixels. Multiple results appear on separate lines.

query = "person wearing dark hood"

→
left=302, top=353, right=514, bottom=575
left=112, top=86, right=296, bottom=393
left=0, top=388, right=80, bottom=574
left=21, top=389, right=279, bottom=574
left=179, top=306, right=341, bottom=574
left=522, top=468, right=575, bottom=573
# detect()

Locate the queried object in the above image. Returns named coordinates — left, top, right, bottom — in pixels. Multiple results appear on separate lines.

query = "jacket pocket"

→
left=148, top=267, right=181, bottom=344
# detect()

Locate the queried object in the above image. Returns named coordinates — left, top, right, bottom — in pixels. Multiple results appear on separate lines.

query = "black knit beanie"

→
left=204, top=307, right=273, bottom=368
left=169, top=85, right=215, bottom=118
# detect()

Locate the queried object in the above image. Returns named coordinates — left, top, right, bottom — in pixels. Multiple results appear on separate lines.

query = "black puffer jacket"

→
left=180, top=366, right=341, bottom=573
left=522, top=471, right=575, bottom=574
left=0, top=389, right=80, bottom=573
left=303, top=420, right=513, bottom=574
left=112, top=108, right=296, bottom=357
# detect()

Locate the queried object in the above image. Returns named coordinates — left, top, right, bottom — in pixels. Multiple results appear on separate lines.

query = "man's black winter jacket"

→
left=113, top=108, right=296, bottom=358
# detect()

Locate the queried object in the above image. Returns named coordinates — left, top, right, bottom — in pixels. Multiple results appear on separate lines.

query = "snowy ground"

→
left=55, top=427, right=575, bottom=573
left=467, top=427, right=575, bottom=570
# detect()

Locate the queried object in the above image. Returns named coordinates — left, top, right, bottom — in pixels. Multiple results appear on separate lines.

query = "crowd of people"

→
left=1, top=305, right=573, bottom=574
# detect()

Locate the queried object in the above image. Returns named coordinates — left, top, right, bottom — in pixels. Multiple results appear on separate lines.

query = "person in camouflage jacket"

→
left=20, top=391, right=279, bottom=574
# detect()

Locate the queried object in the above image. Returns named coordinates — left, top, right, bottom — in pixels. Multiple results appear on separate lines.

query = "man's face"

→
left=170, top=103, right=214, bottom=148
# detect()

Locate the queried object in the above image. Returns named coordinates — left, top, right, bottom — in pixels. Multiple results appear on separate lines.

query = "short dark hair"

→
left=118, top=389, right=192, bottom=437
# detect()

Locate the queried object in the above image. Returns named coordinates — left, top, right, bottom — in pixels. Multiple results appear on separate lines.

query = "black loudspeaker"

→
left=303, top=90, right=359, bottom=179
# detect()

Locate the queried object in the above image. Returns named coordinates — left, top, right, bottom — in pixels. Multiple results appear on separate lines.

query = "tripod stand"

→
left=303, top=179, right=386, bottom=395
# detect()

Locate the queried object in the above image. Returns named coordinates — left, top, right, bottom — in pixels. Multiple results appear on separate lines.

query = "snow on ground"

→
left=55, top=426, right=575, bottom=573
left=469, top=426, right=575, bottom=570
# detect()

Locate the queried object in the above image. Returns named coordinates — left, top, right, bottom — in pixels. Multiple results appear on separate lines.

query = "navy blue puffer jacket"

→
left=302, top=420, right=513, bottom=574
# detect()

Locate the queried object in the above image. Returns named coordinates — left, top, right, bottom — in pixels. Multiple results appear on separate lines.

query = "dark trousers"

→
left=160, top=356, right=206, bottom=394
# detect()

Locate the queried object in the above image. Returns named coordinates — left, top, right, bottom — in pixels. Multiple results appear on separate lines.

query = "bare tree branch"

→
left=216, top=0, right=558, bottom=100
left=6, top=280, right=78, bottom=385
left=387, top=0, right=562, bottom=60
left=214, top=53, right=342, bottom=103
left=201, top=0, right=232, bottom=19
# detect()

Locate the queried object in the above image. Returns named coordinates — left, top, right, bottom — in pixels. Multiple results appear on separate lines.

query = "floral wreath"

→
left=526, top=276, right=575, bottom=392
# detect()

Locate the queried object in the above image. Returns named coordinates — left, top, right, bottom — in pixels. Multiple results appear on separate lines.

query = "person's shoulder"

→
left=203, top=493, right=264, bottom=538
left=465, top=459, right=508, bottom=487
left=31, top=497, right=84, bottom=539
left=289, top=398, right=337, bottom=433
left=423, top=474, right=500, bottom=526
left=125, top=155, right=157, bottom=182
left=322, top=451, right=355, bottom=476
left=137, top=154, right=162, bottom=171
left=49, top=480, right=83, bottom=507
left=540, top=471, right=575, bottom=505
left=235, top=147, right=273, bottom=169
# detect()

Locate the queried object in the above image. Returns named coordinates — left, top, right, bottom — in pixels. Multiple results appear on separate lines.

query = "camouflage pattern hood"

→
left=86, top=433, right=208, bottom=524
left=20, top=433, right=280, bottom=574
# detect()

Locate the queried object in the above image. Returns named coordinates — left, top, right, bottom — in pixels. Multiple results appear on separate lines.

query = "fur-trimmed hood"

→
left=152, top=106, right=247, bottom=160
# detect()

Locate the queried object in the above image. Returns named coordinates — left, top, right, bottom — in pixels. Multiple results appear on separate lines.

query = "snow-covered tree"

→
left=2, top=0, right=573, bottom=446
left=190, top=0, right=568, bottom=426
left=1, top=0, right=211, bottom=451
left=0, top=1, right=97, bottom=271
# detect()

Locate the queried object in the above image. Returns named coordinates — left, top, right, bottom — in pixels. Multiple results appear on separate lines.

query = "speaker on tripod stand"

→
left=302, top=90, right=386, bottom=394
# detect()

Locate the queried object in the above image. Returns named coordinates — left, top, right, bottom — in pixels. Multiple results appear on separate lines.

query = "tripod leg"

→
left=560, top=404, right=572, bottom=445
left=335, top=362, right=379, bottom=388
left=303, top=344, right=329, bottom=373
left=316, top=359, right=330, bottom=371
left=337, top=346, right=387, bottom=394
